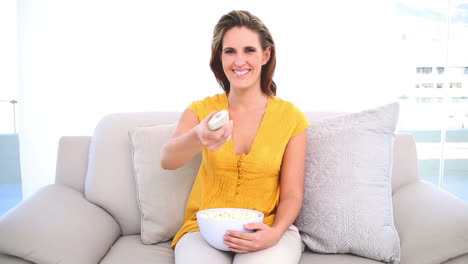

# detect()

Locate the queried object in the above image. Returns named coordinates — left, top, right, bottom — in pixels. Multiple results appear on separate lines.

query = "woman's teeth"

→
left=234, top=70, right=249, bottom=75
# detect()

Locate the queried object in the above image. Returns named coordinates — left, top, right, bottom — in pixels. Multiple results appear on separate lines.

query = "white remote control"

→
left=208, top=110, right=229, bottom=131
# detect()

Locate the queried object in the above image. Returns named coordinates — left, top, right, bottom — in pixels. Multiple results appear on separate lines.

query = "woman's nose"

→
left=234, top=53, right=246, bottom=66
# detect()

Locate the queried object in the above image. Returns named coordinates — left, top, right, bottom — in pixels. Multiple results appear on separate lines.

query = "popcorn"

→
left=199, top=209, right=260, bottom=221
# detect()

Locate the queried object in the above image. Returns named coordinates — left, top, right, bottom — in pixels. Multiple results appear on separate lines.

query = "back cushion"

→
left=84, top=111, right=417, bottom=235
left=85, top=112, right=182, bottom=235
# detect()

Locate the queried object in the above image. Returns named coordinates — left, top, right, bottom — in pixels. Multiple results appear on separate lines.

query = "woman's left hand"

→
left=224, top=223, right=282, bottom=253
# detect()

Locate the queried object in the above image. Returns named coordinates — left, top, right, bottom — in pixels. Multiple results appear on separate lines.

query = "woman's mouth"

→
left=233, top=69, right=250, bottom=76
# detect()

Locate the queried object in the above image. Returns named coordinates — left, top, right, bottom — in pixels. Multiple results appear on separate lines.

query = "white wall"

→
left=0, top=1, right=17, bottom=133
left=18, top=0, right=399, bottom=198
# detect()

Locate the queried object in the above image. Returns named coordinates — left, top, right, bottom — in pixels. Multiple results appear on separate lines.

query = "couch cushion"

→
left=393, top=180, right=468, bottom=264
left=0, top=253, right=33, bottom=264
left=390, top=134, right=419, bottom=193
left=0, top=184, right=120, bottom=264
left=99, top=235, right=174, bottom=264
left=295, top=103, right=400, bottom=263
left=444, top=253, right=468, bottom=264
left=129, top=124, right=200, bottom=244
left=299, top=250, right=383, bottom=264
left=84, top=112, right=181, bottom=235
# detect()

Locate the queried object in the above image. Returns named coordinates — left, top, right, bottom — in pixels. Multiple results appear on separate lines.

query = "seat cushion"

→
left=100, top=236, right=383, bottom=264
left=0, top=253, right=33, bottom=264
left=299, top=250, right=383, bottom=264
left=393, top=180, right=468, bottom=264
left=444, top=254, right=468, bottom=264
left=99, top=235, right=174, bottom=264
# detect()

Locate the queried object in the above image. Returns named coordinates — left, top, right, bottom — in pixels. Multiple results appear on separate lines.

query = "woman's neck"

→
left=227, top=88, right=268, bottom=112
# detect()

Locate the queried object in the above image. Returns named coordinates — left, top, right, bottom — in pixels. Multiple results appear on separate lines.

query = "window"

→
left=0, top=0, right=21, bottom=217
left=396, top=0, right=468, bottom=202
left=450, top=83, right=462, bottom=88
left=452, top=97, right=468, bottom=103
left=416, top=67, right=433, bottom=74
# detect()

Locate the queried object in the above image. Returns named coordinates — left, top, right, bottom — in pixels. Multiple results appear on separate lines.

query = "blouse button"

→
left=235, top=190, right=239, bottom=194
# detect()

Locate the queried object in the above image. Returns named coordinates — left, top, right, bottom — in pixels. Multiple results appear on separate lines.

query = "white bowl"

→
left=196, top=208, right=264, bottom=251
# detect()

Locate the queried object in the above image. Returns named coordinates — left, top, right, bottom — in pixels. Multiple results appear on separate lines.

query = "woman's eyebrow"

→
left=223, top=46, right=257, bottom=51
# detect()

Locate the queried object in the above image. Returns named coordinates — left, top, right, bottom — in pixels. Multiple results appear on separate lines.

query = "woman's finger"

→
left=224, top=234, right=251, bottom=248
left=226, top=230, right=254, bottom=241
left=224, top=238, right=251, bottom=253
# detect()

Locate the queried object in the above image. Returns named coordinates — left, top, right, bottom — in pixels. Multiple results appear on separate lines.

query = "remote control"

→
left=208, top=110, right=229, bottom=131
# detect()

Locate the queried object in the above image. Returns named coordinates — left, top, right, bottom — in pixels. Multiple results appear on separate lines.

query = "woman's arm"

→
left=271, top=129, right=307, bottom=235
left=224, top=130, right=307, bottom=252
left=160, top=108, right=232, bottom=170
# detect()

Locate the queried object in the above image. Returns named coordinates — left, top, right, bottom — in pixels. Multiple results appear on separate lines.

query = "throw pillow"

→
left=128, top=123, right=201, bottom=244
left=294, top=102, right=401, bottom=263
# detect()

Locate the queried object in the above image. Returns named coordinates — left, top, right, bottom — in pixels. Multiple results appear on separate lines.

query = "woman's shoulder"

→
left=269, top=96, right=310, bottom=136
left=188, top=93, right=226, bottom=117
left=270, top=96, right=302, bottom=114
left=192, top=93, right=226, bottom=106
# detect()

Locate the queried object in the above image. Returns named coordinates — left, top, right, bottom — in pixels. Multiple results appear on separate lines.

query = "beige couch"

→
left=1, top=111, right=468, bottom=264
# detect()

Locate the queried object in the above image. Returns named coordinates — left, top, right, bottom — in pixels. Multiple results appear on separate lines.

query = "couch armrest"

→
left=55, top=136, right=92, bottom=194
left=0, top=184, right=121, bottom=264
left=392, top=180, right=468, bottom=264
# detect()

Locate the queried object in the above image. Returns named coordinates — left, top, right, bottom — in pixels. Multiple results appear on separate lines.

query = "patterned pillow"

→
left=295, top=102, right=401, bottom=263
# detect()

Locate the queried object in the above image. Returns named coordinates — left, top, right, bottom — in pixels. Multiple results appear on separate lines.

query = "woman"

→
left=161, top=10, right=309, bottom=263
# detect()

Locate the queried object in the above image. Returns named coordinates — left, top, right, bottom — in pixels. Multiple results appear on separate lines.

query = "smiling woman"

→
left=160, top=10, right=310, bottom=264
left=210, top=11, right=276, bottom=96
left=220, top=27, right=271, bottom=95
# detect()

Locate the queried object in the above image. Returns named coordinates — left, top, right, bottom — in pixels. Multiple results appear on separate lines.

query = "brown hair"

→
left=210, top=10, right=277, bottom=96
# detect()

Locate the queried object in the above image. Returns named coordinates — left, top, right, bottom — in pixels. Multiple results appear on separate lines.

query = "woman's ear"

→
left=262, top=47, right=271, bottom=65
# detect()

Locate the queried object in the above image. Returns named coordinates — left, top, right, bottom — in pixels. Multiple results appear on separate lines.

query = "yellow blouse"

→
left=171, top=93, right=310, bottom=249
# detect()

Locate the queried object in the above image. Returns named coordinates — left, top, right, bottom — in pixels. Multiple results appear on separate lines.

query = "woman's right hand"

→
left=195, top=111, right=233, bottom=152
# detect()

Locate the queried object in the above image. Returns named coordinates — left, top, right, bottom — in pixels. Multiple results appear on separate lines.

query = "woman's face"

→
left=221, top=26, right=270, bottom=93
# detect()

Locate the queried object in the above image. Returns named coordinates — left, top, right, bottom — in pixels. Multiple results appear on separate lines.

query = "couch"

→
left=1, top=111, right=468, bottom=264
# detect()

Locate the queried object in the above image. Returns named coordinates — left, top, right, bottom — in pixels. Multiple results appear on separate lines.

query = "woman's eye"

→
left=224, top=49, right=235, bottom=54
left=245, top=48, right=256, bottom=53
